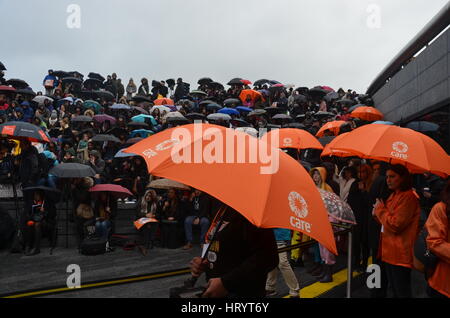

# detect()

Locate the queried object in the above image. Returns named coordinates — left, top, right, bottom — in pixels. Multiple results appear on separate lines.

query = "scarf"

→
left=339, top=177, right=355, bottom=202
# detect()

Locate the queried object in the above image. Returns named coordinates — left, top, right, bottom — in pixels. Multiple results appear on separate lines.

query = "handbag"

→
left=413, top=227, right=438, bottom=276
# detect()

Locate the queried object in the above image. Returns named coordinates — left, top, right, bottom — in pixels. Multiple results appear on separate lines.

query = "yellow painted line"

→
left=283, top=258, right=373, bottom=299
left=4, top=269, right=191, bottom=298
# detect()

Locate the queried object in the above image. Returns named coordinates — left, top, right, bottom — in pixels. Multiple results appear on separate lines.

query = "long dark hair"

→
left=387, top=164, right=413, bottom=191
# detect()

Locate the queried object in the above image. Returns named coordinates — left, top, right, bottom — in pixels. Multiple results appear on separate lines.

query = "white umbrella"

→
left=207, top=113, right=232, bottom=121
left=32, top=96, right=53, bottom=105
left=150, top=105, right=171, bottom=114
left=235, top=127, right=258, bottom=137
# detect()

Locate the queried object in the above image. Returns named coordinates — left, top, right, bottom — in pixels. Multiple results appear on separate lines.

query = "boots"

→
left=26, top=225, right=41, bottom=256
left=311, top=264, right=324, bottom=277
left=319, top=265, right=333, bottom=283
left=307, top=262, right=321, bottom=274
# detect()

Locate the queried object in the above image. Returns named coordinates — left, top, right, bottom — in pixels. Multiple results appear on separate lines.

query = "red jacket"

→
left=375, top=190, right=420, bottom=268
left=426, top=202, right=450, bottom=297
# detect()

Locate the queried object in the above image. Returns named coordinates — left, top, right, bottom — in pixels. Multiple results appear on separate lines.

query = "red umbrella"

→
left=89, top=184, right=133, bottom=198
left=240, top=79, right=252, bottom=85
left=0, top=85, right=16, bottom=94
left=321, top=86, right=335, bottom=92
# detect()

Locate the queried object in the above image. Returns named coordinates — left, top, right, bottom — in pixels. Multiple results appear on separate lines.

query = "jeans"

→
left=95, top=220, right=111, bottom=239
left=184, top=216, right=210, bottom=244
left=37, top=176, right=58, bottom=189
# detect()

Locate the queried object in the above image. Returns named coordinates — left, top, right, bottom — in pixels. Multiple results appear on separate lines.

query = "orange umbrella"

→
left=315, top=120, right=347, bottom=137
left=123, top=123, right=337, bottom=254
left=154, top=98, right=174, bottom=106
left=325, top=124, right=450, bottom=177
left=265, top=128, right=323, bottom=150
left=321, top=133, right=353, bottom=157
left=239, top=89, right=265, bottom=104
left=350, top=106, right=384, bottom=121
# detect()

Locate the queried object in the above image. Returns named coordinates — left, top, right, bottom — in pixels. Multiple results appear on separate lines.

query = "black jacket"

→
left=205, top=208, right=278, bottom=297
left=187, top=194, right=212, bottom=219
left=18, top=146, right=39, bottom=186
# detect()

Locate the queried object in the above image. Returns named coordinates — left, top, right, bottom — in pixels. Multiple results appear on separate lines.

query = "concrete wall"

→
left=373, top=28, right=450, bottom=123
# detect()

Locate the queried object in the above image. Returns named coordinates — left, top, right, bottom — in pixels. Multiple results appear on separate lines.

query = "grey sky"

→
left=1, top=0, right=448, bottom=94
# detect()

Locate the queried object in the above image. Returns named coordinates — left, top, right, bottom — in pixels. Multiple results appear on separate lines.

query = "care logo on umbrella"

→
left=282, top=137, right=293, bottom=147
left=391, top=141, right=409, bottom=159
left=288, top=191, right=312, bottom=233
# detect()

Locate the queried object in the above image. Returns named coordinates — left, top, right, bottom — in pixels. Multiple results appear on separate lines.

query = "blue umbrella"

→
left=406, top=121, right=439, bottom=132
left=218, top=108, right=240, bottom=116
left=131, top=114, right=158, bottom=126
left=110, top=104, right=131, bottom=110
left=372, top=121, right=394, bottom=125
left=114, top=149, right=138, bottom=158
left=236, top=106, right=253, bottom=113
left=129, top=129, right=154, bottom=138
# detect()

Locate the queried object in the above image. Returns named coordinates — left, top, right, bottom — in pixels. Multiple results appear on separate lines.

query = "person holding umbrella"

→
left=23, top=189, right=57, bottom=256
left=43, top=70, right=58, bottom=96
left=189, top=205, right=279, bottom=298
left=87, top=150, right=106, bottom=184
left=126, top=78, right=137, bottom=101
left=373, top=164, right=421, bottom=298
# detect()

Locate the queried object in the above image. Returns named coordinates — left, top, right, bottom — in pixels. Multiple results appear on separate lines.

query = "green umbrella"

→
left=83, top=100, right=102, bottom=114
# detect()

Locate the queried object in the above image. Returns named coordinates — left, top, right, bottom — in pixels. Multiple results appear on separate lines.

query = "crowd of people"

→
left=0, top=65, right=448, bottom=299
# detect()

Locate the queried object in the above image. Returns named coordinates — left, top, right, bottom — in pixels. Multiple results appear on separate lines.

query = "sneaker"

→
left=265, top=290, right=277, bottom=297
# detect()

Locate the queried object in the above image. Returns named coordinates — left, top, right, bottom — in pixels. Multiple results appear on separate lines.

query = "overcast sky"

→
left=1, top=0, right=448, bottom=94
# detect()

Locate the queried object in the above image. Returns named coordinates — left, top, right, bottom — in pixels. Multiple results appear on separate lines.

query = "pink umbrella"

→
left=93, top=114, right=116, bottom=125
left=89, top=184, right=133, bottom=198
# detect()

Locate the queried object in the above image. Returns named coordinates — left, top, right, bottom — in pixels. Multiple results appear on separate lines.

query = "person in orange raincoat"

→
left=374, top=164, right=420, bottom=298
left=425, top=180, right=450, bottom=298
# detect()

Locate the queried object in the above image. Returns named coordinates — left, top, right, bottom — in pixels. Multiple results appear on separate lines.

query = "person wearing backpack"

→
left=425, top=180, right=450, bottom=298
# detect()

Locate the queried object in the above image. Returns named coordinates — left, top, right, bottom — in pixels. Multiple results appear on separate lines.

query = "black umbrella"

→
left=293, top=94, right=307, bottom=104
left=167, top=116, right=190, bottom=125
left=68, top=71, right=84, bottom=79
left=314, top=111, right=335, bottom=119
left=223, top=98, right=240, bottom=106
left=124, top=137, right=143, bottom=146
left=272, top=114, right=292, bottom=121
left=266, top=124, right=281, bottom=131
left=0, top=121, right=51, bottom=143
left=84, top=78, right=104, bottom=89
left=308, top=87, right=328, bottom=99
left=14, top=88, right=36, bottom=97
left=185, top=113, right=206, bottom=121
left=128, top=121, right=150, bottom=129
left=152, top=80, right=162, bottom=88
left=198, top=77, right=213, bottom=85
left=92, top=90, right=115, bottom=101
left=296, top=87, right=309, bottom=94
left=71, top=115, right=93, bottom=123
left=62, top=77, right=83, bottom=85
left=227, top=78, right=243, bottom=86
left=22, top=186, right=62, bottom=203
left=318, top=136, right=336, bottom=146
left=265, top=107, right=286, bottom=117
left=0, top=61, right=6, bottom=71
left=131, top=106, right=149, bottom=115
left=91, top=134, right=121, bottom=143
left=230, top=118, right=251, bottom=127
left=199, top=100, right=215, bottom=106
left=88, top=72, right=105, bottom=82
left=206, top=103, right=222, bottom=111
left=6, top=79, right=29, bottom=89
left=132, top=95, right=153, bottom=103
left=207, top=82, right=224, bottom=90
left=286, top=123, right=306, bottom=129
left=254, top=79, right=270, bottom=87
left=50, top=163, right=96, bottom=178
left=269, top=80, right=281, bottom=85
left=52, top=70, right=70, bottom=78
left=107, top=127, right=128, bottom=137
left=248, top=109, right=267, bottom=117
left=296, top=114, right=306, bottom=121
